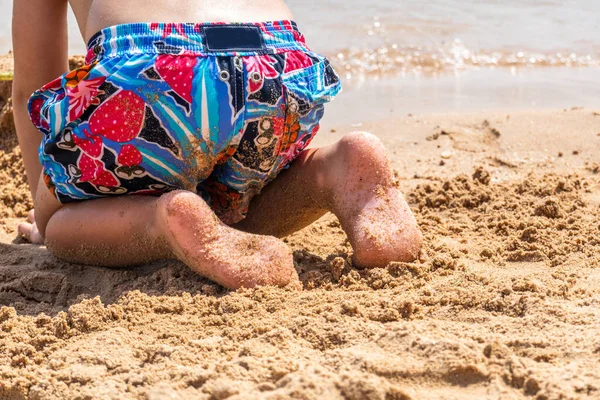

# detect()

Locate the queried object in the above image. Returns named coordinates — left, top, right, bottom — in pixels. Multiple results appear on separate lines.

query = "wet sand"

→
left=1, top=60, right=600, bottom=399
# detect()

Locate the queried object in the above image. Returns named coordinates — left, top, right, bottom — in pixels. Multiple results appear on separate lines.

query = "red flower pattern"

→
left=243, top=55, right=280, bottom=93
left=67, top=76, right=106, bottom=122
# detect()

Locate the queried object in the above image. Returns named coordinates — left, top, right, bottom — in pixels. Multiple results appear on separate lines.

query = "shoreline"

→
left=2, top=53, right=600, bottom=120
left=321, top=66, right=600, bottom=128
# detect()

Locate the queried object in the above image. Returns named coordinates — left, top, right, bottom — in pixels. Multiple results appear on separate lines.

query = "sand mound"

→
left=0, top=122, right=31, bottom=230
left=411, top=168, right=600, bottom=268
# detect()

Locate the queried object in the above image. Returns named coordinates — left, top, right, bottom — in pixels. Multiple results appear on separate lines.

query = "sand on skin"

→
left=1, top=58, right=600, bottom=399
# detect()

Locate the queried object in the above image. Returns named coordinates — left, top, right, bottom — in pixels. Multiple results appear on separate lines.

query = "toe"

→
left=26, top=209, right=35, bottom=223
left=18, top=222, right=34, bottom=242
left=17, top=221, right=44, bottom=244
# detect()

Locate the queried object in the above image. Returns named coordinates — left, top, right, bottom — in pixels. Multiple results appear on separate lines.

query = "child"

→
left=12, top=0, right=422, bottom=289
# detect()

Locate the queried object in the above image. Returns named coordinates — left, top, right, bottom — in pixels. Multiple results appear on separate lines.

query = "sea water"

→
left=0, top=0, right=598, bottom=118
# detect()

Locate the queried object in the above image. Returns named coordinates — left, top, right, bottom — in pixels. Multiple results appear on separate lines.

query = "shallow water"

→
left=1, top=0, right=598, bottom=69
left=317, top=67, right=600, bottom=130
left=296, top=0, right=599, bottom=52
left=0, top=0, right=598, bottom=115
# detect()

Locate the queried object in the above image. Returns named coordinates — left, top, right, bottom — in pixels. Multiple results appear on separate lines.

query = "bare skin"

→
left=13, top=0, right=423, bottom=289
left=235, top=132, right=422, bottom=266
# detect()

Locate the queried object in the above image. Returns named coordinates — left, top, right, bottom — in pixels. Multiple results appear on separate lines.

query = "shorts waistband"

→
left=85, top=20, right=309, bottom=63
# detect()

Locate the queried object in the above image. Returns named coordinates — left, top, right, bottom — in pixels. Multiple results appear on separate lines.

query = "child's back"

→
left=79, top=0, right=294, bottom=41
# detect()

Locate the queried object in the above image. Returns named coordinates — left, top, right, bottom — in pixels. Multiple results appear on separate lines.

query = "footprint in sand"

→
left=441, top=120, right=502, bottom=153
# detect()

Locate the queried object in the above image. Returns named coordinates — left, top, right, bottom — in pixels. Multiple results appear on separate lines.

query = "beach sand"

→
left=1, top=59, right=600, bottom=399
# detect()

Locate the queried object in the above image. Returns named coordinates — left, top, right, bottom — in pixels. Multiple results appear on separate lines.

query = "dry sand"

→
left=1, top=60, right=600, bottom=399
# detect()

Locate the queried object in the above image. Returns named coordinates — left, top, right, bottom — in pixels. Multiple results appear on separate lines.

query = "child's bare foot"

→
left=328, top=132, right=422, bottom=268
left=158, top=191, right=299, bottom=290
left=17, top=210, right=44, bottom=244
left=237, top=131, right=423, bottom=267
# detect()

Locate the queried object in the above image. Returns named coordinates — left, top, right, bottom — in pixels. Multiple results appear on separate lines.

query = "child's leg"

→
left=32, top=183, right=298, bottom=290
left=236, top=132, right=423, bottom=267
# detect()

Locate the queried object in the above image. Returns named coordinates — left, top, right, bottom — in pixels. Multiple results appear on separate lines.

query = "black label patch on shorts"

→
left=203, top=25, right=265, bottom=52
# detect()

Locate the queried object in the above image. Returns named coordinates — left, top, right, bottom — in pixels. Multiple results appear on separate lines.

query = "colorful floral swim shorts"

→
left=28, top=21, right=341, bottom=224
